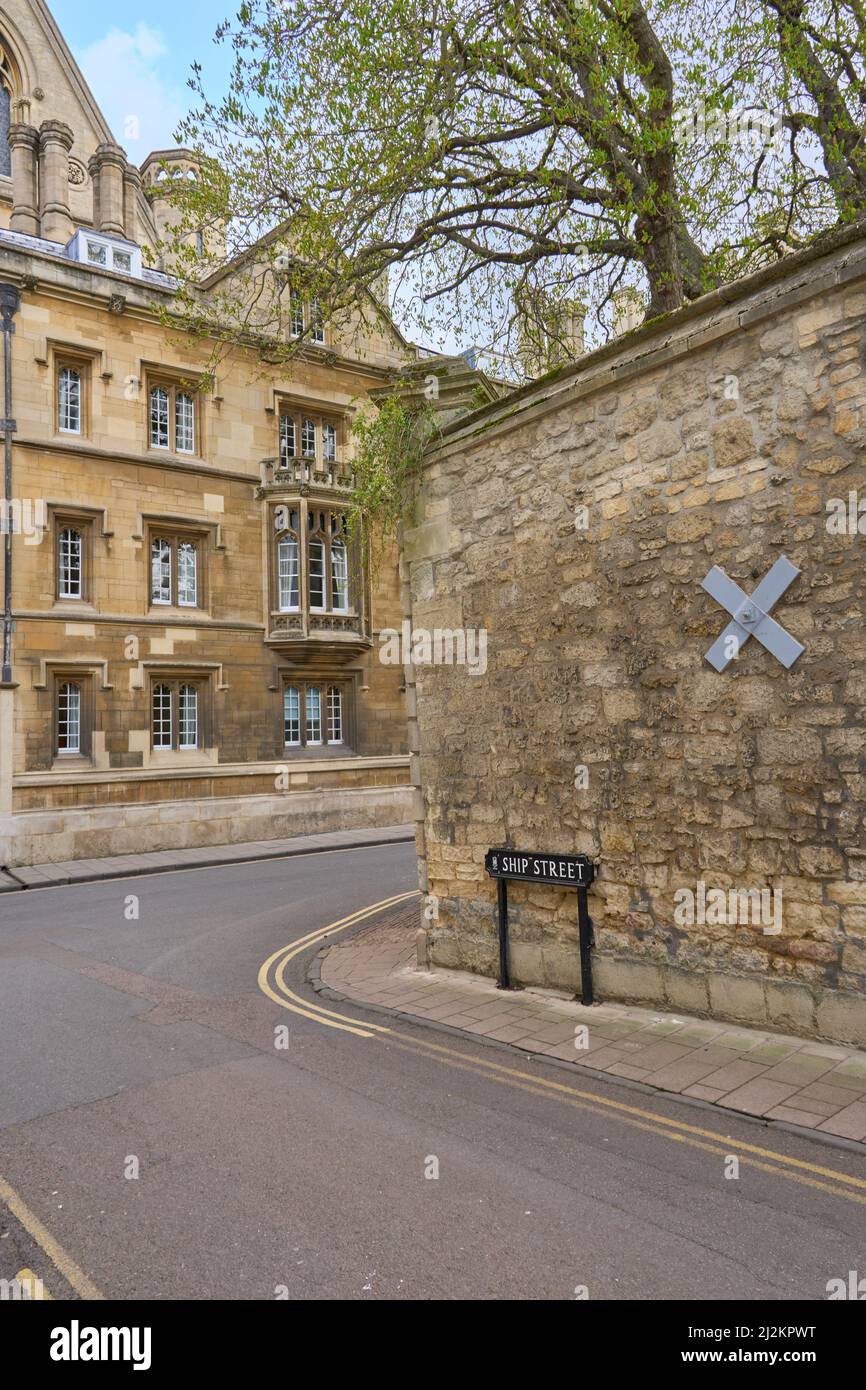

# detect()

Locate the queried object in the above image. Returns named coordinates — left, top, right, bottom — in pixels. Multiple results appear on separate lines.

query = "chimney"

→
left=612, top=288, right=645, bottom=336
left=88, top=142, right=127, bottom=237
left=517, top=291, right=585, bottom=379
left=8, top=123, right=39, bottom=235
left=38, top=120, right=74, bottom=243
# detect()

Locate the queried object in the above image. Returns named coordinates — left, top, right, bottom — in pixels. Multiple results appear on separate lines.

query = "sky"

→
left=47, top=1, right=234, bottom=158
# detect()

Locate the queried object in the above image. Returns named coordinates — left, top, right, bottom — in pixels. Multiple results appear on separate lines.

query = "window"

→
left=277, top=509, right=300, bottom=611
left=150, top=532, right=202, bottom=608
left=327, top=685, right=343, bottom=744
left=86, top=240, right=107, bottom=267
left=288, top=289, right=326, bottom=343
left=278, top=410, right=341, bottom=473
left=52, top=671, right=93, bottom=759
left=58, top=364, right=82, bottom=434
left=284, top=685, right=301, bottom=746
left=309, top=532, right=326, bottom=610
left=331, top=536, right=349, bottom=611
left=283, top=680, right=349, bottom=750
left=310, top=297, right=325, bottom=344
left=58, top=526, right=82, bottom=598
left=57, top=681, right=81, bottom=753
left=148, top=379, right=200, bottom=454
left=273, top=507, right=353, bottom=617
left=279, top=414, right=296, bottom=466
left=54, top=514, right=92, bottom=602
left=0, top=80, right=10, bottom=179
left=150, top=386, right=169, bottom=449
left=309, top=509, right=351, bottom=613
left=151, top=678, right=205, bottom=752
left=301, top=418, right=316, bottom=460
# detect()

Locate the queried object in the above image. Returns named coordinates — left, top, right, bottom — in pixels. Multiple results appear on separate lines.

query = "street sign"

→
left=485, top=849, right=595, bottom=888
left=485, top=847, right=597, bottom=1004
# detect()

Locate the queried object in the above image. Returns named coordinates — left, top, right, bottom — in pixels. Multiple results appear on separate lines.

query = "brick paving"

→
left=317, top=906, right=866, bottom=1145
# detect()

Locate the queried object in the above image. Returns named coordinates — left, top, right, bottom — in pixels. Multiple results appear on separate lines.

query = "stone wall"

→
left=406, top=223, right=866, bottom=1046
left=0, top=781, right=413, bottom=865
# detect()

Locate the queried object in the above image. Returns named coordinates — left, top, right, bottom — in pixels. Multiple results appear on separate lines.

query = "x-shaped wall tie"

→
left=702, top=556, right=805, bottom=672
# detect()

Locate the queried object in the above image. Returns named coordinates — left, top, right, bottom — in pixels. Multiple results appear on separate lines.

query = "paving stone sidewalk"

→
left=318, top=907, right=866, bottom=1145
left=0, top=823, right=414, bottom=891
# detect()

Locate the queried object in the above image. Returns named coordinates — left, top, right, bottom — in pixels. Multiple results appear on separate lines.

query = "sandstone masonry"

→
left=406, top=223, right=866, bottom=1047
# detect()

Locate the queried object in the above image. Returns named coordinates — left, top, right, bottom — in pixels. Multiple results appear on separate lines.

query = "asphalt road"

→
left=1, top=841, right=864, bottom=1301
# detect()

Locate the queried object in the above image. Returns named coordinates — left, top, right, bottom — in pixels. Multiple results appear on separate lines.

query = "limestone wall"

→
left=406, top=224, right=866, bottom=1045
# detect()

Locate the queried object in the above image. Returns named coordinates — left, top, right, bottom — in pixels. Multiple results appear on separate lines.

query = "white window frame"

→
left=56, top=681, right=81, bottom=754
left=278, top=533, right=300, bottom=612
left=58, top=526, right=83, bottom=599
left=149, top=386, right=170, bottom=450
left=58, top=365, right=82, bottom=435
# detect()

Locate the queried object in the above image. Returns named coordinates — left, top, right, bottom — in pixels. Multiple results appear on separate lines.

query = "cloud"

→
left=74, top=23, right=188, bottom=158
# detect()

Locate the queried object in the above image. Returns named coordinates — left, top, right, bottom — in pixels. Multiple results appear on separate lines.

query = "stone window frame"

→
left=53, top=508, right=94, bottom=603
left=145, top=521, right=209, bottom=614
left=278, top=672, right=355, bottom=755
left=51, top=667, right=96, bottom=764
left=54, top=351, right=93, bottom=440
left=147, top=669, right=214, bottom=754
left=142, top=364, right=206, bottom=460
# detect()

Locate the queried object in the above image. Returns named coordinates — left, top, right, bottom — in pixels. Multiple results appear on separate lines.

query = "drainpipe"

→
left=0, top=282, right=20, bottom=828
left=0, top=282, right=20, bottom=686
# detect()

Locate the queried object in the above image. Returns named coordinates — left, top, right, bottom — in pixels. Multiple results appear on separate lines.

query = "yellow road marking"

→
left=259, top=893, right=866, bottom=1208
left=382, top=1034, right=866, bottom=1208
left=258, top=890, right=417, bottom=1037
left=0, top=1177, right=103, bottom=1300
left=14, top=1267, right=52, bottom=1299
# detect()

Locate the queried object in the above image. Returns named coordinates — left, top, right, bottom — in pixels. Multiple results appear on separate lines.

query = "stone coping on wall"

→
left=424, top=218, right=866, bottom=463
left=13, top=753, right=411, bottom=788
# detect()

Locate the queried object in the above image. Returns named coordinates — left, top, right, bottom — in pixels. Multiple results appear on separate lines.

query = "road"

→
left=0, top=841, right=864, bottom=1301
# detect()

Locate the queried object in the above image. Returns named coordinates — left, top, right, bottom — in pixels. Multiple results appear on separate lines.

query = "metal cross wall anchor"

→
left=702, top=555, right=805, bottom=672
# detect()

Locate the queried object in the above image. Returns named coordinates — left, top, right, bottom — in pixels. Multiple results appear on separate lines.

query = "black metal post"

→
left=0, top=283, right=20, bottom=687
left=496, top=876, right=510, bottom=989
left=577, top=886, right=594, bottom=1006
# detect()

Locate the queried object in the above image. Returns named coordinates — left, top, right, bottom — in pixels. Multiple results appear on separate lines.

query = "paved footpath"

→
left=317, top=906, right=866, bottom=1147
left=0, top=823, right=414, bottom=890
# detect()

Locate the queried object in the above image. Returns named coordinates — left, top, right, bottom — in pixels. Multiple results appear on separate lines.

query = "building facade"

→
left=0, top=0, right=413, bottom=866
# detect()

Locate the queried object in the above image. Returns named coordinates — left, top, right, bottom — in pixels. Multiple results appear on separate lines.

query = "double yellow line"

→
left=258, top=890, right=418, bottom=1037
left=260, top=894, right=866, bottom=1208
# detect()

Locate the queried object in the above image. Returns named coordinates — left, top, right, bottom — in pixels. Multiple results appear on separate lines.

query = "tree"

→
left=169, top=0, right=866, bottom=372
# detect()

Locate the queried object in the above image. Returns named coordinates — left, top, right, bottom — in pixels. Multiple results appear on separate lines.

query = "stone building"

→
left=0, top=0, right=414, bottom=866
left=406, top=223, right=866, bottom=1047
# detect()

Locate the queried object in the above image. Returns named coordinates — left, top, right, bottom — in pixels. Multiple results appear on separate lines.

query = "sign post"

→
left=485, top=849, right=597, bottom=1004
